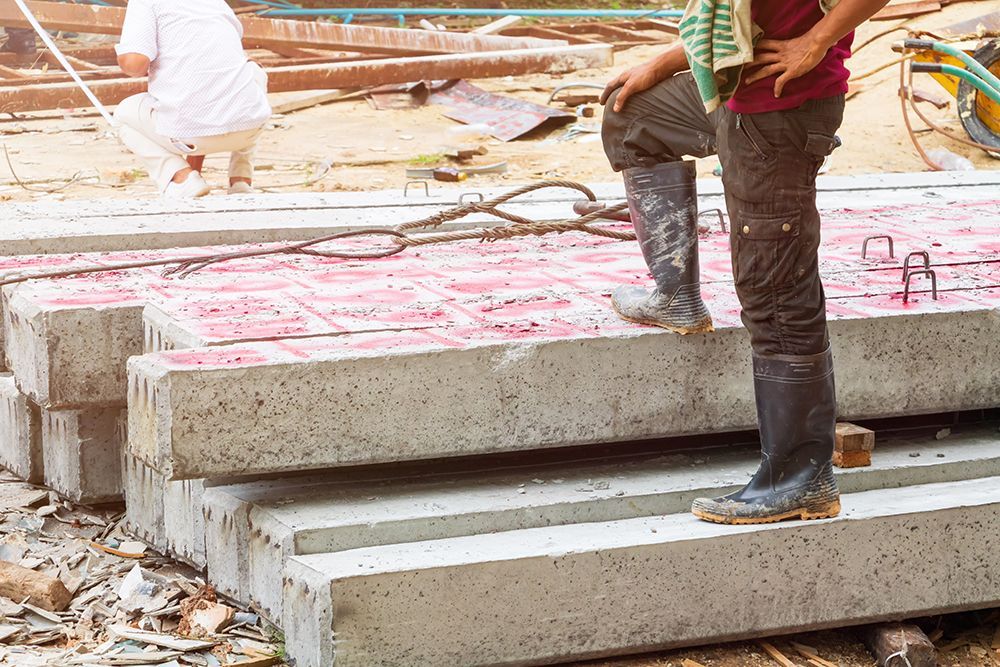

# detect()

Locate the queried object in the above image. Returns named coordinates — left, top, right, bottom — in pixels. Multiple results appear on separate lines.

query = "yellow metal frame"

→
left=914, top=48, right=1000, bottom=135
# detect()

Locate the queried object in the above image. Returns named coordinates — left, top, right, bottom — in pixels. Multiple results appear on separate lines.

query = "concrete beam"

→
left=203, top=427, right=1000, bottom=622
left=0, top=375, right=41, bottom=483
left=128, top=302, right=1000, bottom=481
left=283, top=476, right=1000, bottom=666
left=122, top=454, right=207, bottom=569
left=2, top=172, right=996, bottom=256
left=41, top=406, right=123, bottom=504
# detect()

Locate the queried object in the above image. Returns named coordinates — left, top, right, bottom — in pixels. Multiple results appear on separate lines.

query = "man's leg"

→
left=228, top=139, right=256, bottom=189
left=601, top=73, right=720, bottom=334
left=228, top=63, right=269, bottom=192
left=113, top=94, right=205, bottom=194
left=692, top=97, right=845, bottom=524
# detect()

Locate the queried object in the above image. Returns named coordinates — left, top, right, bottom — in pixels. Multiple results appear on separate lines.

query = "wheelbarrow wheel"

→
left=957, top=40, right=1000, bottom=158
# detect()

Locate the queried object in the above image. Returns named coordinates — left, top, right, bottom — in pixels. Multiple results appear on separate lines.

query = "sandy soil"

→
left=1, top=0, right=997, bottom=204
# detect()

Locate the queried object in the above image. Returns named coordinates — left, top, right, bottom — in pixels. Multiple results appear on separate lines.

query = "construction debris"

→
left=0, top=473, right=282, bottom=665
left=0, top=0, right=613, bottom=115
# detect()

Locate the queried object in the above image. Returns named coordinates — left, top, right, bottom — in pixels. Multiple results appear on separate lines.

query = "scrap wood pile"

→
left=0, top=473, right=282, bottom=666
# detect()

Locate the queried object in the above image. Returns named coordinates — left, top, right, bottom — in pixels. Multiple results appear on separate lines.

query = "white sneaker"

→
left=228, top=181, right=255, bottom=195
left=163, top=172, right=211, bottom=199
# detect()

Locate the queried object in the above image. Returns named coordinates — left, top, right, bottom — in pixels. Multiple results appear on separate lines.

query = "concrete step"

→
left=0, top=375, right=41, bottom=484
left=283, top=475, right=1000, bottom=667
left=203, top=426, right=1000, bottom=622
left=128, top=300, right=1000, bottom=481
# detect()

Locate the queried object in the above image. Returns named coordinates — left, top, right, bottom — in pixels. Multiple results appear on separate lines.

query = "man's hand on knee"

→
left=600, top=43, right=688, bottom=113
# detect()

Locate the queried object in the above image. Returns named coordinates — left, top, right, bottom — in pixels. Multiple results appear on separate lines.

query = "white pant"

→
left=114, top=86, right=266, bottom=193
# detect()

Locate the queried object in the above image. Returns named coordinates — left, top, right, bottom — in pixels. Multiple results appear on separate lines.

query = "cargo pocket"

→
left=733, top=212, right=805, bottom=291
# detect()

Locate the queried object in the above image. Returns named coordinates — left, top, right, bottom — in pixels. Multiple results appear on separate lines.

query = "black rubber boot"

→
left=611, top=160, right=713, bottom=335
left=692, top=346, right=840, bottom=525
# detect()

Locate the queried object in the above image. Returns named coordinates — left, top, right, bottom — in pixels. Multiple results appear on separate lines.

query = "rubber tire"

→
left=956, top=40, right=1000, bottom=156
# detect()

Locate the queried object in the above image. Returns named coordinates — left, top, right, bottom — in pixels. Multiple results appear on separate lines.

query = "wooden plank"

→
left=835, top=423, right=876, bottom=452
left=872, top=1, right=942, bottom=21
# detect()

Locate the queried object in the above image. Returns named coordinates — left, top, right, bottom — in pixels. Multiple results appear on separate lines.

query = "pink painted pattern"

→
left=2, top=199, right=997, bottom=369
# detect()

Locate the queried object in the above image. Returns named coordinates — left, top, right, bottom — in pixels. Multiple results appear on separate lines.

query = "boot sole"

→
left=612, top=305, right=715, bottom=336
left=692, top=499, right=841, bottom=526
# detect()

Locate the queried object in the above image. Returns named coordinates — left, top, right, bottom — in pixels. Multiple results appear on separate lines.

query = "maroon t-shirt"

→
left=727, top=1, right=854, bottom=114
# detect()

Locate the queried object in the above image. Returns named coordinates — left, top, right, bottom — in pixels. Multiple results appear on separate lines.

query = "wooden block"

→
left=834, top=450, right=872, bottom=469
left=0, top=560, right=72, bottom=612
left=836, top=423, right=875, bottom=452
left=863, top=623, right=937, bottom=667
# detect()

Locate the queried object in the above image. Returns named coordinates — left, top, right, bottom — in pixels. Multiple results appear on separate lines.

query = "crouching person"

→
left=114, top=0, right=271, bottom=198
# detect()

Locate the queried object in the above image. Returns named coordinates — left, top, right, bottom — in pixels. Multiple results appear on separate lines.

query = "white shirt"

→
left=116, top=0, right=272, bottom=139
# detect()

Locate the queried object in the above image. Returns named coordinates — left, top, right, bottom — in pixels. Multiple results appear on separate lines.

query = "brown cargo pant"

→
left=602, top=72, right=844, bottom=357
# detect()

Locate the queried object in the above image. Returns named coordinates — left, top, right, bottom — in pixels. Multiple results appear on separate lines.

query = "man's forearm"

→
left=651, top=42, right=690, bottom=77
left=807, top=0, right=892, bottom=51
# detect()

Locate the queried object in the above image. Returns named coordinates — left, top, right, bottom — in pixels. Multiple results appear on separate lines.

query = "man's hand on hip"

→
left=744, top=36, right=827, bottom=98
left=745, top=0, right=892, bottom=98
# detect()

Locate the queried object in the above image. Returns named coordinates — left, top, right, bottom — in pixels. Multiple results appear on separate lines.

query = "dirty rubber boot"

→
left=692, top=346, right=840, bottom=525
left=611, top=161, right=713, bottom=335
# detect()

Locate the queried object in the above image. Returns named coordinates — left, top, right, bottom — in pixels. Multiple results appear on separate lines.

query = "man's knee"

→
left=113, top=94, right=149, bottom=129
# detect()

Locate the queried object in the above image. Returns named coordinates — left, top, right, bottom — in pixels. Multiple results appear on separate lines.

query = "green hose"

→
left=911, top=62, right=1000, bottom=105
left=904, top=39, right=1000, bottom=93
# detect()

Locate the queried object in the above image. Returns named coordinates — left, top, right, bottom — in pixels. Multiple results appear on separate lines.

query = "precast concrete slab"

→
left=283, top=475, right=1000, bottom=667
left=122, top=454, right=208, bottom=568
left=203, top=427, right=1000, bottom=622
left=41, top=406, right=124, bottom=504
left=3, top=171, right=997, bottom=255
left=5, top=189, right=998, bottom=405
left=0, top=195, right=611, bottom=256
left=128, top=294, right=1000, bottom=481
left=0, top=375, right=41, bottom=483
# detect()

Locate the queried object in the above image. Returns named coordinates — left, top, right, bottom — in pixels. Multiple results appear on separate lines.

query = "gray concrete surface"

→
left=203, top=427, right=1000, bottom=622
left=122, top=453, right=208, bottom=569
left=3, top=281, right=144, bottom=409
left=41, top=407, right=124, bottom=504
left=0, top=374, right=41, bottom=483
left=284, top=475, right=1000, bottom=666
left=4, top=171, right=997, bottom=255
left=128, top=307, right=1000, bottom=481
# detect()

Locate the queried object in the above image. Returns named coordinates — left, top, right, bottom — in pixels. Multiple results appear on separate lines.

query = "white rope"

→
left=12, top=0, right=118, bottom=126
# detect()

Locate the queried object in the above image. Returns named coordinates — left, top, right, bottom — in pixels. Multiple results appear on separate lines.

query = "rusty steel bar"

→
left=0, top=0, right=565, bottom=56
left=0, top=44, right=613, bottom=114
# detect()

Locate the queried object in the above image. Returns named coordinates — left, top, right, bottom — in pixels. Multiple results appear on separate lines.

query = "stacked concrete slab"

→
left=1, top=173, right=999, bottom=666
left=203, top=428, right=1000, bottom=623
left=285, top=475, right=1000, bottom=666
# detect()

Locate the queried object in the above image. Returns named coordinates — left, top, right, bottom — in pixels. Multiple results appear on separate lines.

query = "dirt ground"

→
left=2, top=2, right=1000, bottom=665
left=1, top=0, right=998, bottom=202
